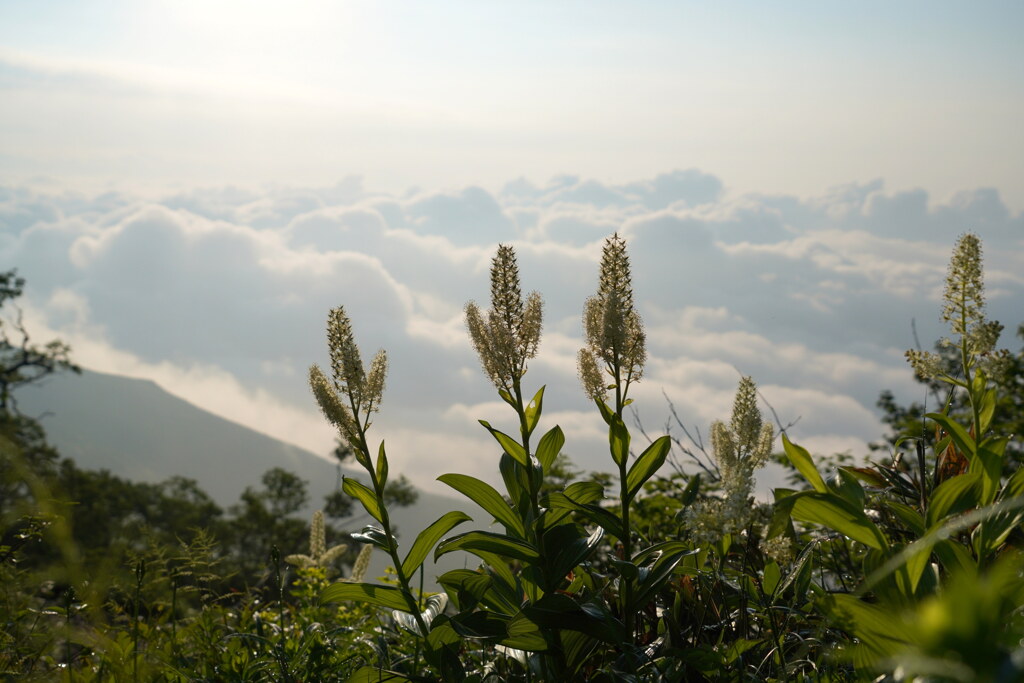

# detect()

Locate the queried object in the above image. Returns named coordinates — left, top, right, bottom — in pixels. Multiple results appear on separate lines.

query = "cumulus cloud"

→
left=2, top=171, right=1022, bottom=493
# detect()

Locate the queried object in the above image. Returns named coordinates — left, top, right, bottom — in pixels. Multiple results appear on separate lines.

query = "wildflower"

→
left=310, top=307, right=387, bottom=457
left=578, top=233, right=646, bottom=403
left=685, top=377, right=774, bottom=545
left=908, top=233, right=1006, bottom=378
left=465, top=245, right=543, bottom=393
left=347, top=543, right=374, bottom=583
left=286, top=510, right=349, bottom=569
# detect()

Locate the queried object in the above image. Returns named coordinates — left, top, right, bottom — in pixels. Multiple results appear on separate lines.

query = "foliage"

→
left=3, top=234, right=1024, bottom=681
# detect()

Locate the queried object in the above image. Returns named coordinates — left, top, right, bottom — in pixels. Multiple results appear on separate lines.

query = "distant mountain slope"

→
left=15, top=368, right=480, bottom=582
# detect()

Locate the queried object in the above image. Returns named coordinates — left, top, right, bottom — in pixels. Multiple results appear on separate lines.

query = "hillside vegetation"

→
left=2, top=233, right=1023, bottom=682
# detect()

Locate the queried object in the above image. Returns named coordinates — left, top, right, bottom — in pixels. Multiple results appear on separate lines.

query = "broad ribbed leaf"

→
left=820, top=593, right=909, bottom=658
left=790, top=491, right=888, bottom=550
left=536, top=425, right=565, bottom=474
left=479, top=420, right=528, bottom=466
left=524, top=386, right=545, bottom=439
left=927, top=471, right=983, bottom=528
left=630, top=549, right=689, bottom=612
left=438, top=473, right=524, bottom=537
left=782, top=435, right=827, bottom=493
left=523, top=593, right=623, bottom=644
left=609, top=414, right=630, bottom=467
left=924, top=413, right=976, bottom=457
left=351, top=525, right=392, bottom=551
left=503, top=612, right=549, bottom=651
left=546, top=492, right=626, bottom=541
left=401, top=511, right=472, bottom=578
left=346, top=667, right=410, bottom=682
left=343, top=477, right=383, bottom=523
left=625, top=436, right=671, bottom=500
left=435, top=531, right=540, bottom=563
left=544, top=525, right=604, bottom=585
left=375, top=441, right=388, bottom=488
left=392, top=593, right=448, bottom=635
left=320, top=582, right=411, bottom=611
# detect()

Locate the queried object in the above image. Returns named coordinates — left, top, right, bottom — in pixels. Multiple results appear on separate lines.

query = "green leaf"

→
left=885, top=501, right=926, bottom=536
left=438, top=473, right=525, bottom=537
left=343, top=477, right=383, bottom=524
left=561, top=630, right=600, bottom=676
left=503, top=612, right=549, bottom=651
left=782, top=434, right=827, bottom=493
left=523, top=594, right=624, bottom=644
left=524, top=385, right=545, bottom=439
left=498, top=388, right=517, bottom=409
left=974, top=436, right=1008, bottom=505
left=595, top=398, right=615, bottom=426
left=541, top=480, right=602, bottom=527
left=320, top=582, right=411, bottom=611
left=536, top=425, right=565, bottom=474
left=763, top=561, right=781, bottom=597
left=401, top=511, right=472, bottom=578
left=790, top=492, right=888, bottom=550
left=351, top=525, right=393, bottom=551
left=839, top=466, right=888, bottom=489
left=609, top=414, right=630, bottom=467
left=625, top=436, right=671, bottom=500
left=346, top=666, right=410, bottom=682
left=833, top=469, right=865, bottom=509
left=375, top=441, right=388, bottom=488
left=435, top=531, right=540, bottom=563
left=543, top=524, right=604, bottom=587
left=546, top=491, right=626, bottom=541
left=819, top=593, right=909, bottom=658
left=679, top=473, right=701, bottom=507
left=448, top=610, right=510, bottom=639
left=978, top=386, right=997, bottom=435
left=392, top=593, right=448, bottom=636
left=927, top=471, right=983, bottom=528
left=925, top=413, right=976, bottom=458
left=630, top=549, right=689, bottom=612
left=479, top=420, right=528, bottom=466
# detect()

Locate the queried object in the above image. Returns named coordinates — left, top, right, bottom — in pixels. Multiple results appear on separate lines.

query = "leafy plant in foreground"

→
left=776, top=233, right=1024, bottom=680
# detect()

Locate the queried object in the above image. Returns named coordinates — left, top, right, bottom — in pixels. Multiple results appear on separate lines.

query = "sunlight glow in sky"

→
left=2, top=2, right=1023, bottom=493
left=3, top=1, right=1023, bottom=206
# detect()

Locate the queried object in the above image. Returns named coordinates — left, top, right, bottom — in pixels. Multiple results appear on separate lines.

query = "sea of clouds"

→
left=2, top=169, right=1022, bottom=492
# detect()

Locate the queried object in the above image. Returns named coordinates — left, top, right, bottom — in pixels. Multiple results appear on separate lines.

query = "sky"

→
left=1, top=2, right=1023, bottom=493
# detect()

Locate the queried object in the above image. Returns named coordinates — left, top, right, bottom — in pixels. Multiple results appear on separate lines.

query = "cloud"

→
left=2, top=171, right=1023, bottom=494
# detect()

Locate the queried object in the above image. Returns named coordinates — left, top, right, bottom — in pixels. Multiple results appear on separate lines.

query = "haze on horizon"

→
left=2, top=1, right=1023, bottom=492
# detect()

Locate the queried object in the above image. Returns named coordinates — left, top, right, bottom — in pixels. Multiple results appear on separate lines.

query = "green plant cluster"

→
left=2, top=232, right=1024, bottom=682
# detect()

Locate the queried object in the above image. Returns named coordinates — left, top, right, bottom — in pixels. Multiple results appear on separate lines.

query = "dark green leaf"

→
left=376, top=441, right=388, bottom=488
left=609, top=414, right=630, bottom=467
left=503, top=612, right=549, bottom=651
left=435, top=531, right=540, bottom=563
left=630, top=549, right=689, bottom=612
left=401, top=511, right=472, bottom=577
left=543, top=524, right=604, bottom=587
left=523, top=593, right=623, bottom=644
left=350, top=525, right=393, bottom=551
left=789, top=492, right=888, bottom=550
left=524, top=385, right=545, bottom=439
left=479, top=420, right=528, bottom=466
left=346, top=667, right=410, bottom=682
left=536, top=425, right=565, bottom=474
left=782, top=434, right=827, bottom=493
left=924, top=412, right=976, bottom=458
left=343, top=477, right=383, bottom=524
left=625, top=436, right=671, bottom=500
left=927, top=471, right=983, bottom=528
left=438, top=473, right=524, bottom=537
left=320, top=582, right=411, bottom=611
